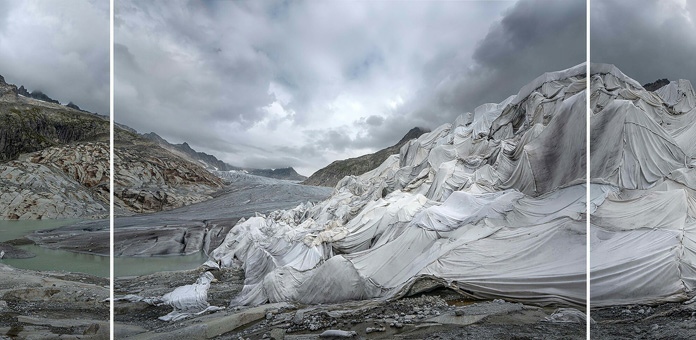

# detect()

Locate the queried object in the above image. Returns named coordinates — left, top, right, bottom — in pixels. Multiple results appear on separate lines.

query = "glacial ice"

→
left=208, top=63, right=589, bottom=308
left=132, top=63, right=696, bottom=320
left=589, top=63, right=696, bottom=306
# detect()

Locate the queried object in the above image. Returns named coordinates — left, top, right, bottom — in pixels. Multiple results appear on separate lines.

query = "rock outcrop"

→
left=114, top=128, right=224, bottom=215
left=0, top=160, right=107, bottom=219
left=642, top=78, right=670, bottom=92
left=0, top=75, right=110, bottom=220
left=28, top=142, right=110, bottom=204
left=302, top=127, right=429, bottom=187
left=0, top=75, right=109, bottom=162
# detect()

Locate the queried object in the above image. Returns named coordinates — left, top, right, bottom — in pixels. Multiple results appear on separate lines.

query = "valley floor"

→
left=114, top=267, right=586, bottom=340
left=591, top=301, right=696, bottom=340
left=0, top=263, right=110, bottom=339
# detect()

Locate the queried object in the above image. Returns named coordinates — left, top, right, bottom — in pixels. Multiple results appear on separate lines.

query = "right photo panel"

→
left=590, top=0, right=696, bottom=338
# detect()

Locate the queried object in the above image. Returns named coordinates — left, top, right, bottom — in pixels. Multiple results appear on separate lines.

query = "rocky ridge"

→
left=0, top=263, right=110, bottom=339
left=114, top=127, right=224, bottom=215
left=0, top=75, right=109, bottom=219
left=302, top=127, right=429, bottom=187
left=0, top=157, right=107, bottom=220
left=143, top=132, right=307, bottom=181
left=0, top=75, right=108, bottom=162
left=642, top=78, right=670, bottom=92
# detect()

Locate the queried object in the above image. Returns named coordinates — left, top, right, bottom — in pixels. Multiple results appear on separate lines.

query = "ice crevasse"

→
left=209, top=63, right=590, bottom=308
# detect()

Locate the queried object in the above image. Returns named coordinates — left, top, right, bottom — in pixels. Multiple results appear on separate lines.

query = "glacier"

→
left=205, top=63, right=589, bottom=312
left=153, top=62, right=696, bottom=320
left=589, top=63, right=696, bottom=306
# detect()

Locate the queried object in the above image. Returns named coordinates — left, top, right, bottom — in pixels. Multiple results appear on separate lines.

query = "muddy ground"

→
left=114, top=267, right=586, bottom=340
left=591, top=300, right=696, bottom=340
left=0, top=263, right=110, bottom=339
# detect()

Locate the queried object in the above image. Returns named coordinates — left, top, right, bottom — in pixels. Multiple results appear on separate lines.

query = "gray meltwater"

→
left=0, top=219, right=109, bottom=277
left=113, top=252, right=207, bottom=277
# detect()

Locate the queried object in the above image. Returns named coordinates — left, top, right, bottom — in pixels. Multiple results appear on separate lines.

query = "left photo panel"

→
left=0, top=0, right=110, bottom=338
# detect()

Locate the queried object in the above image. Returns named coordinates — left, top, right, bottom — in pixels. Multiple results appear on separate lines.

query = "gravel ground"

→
left=0, top=264, right=110, bottom=339
left=114, top=267, right=586, bottom=339
left=591, top=300, right=696, bottom=339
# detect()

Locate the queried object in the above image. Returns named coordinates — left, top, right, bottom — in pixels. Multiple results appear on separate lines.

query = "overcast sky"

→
left=592, top=0, right=696, bottom=85
left=0, top=0, right=109, bottom=115
left=115, top=0, right=585, bottom=176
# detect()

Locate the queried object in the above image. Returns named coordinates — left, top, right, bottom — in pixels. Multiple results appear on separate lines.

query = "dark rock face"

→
left=24, top=90, right=60, bottom=105
left=17, top=85, right=30, bottom=97
left=0, top=75, right=108, bottom=162
left=303, top=127, right=429, bottom=187
left=643, top=78, right=670, bottom=92
left=0, top=76, right=18, bottom=100
left=0, top=103, right=109, bottom=162
left=66, top=101, right=81, bottom=110
left=115, top=128, right=225, bottom=214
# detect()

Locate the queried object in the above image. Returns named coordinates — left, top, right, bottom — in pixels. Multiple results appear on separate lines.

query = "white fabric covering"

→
left=207, top=64, right=589, bottom=308
left=589, top=63, right=696, bottom=306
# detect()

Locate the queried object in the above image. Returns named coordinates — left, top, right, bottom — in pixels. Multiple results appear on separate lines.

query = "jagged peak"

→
left=396, top=127, right=430, bottom=145
left=643, top=78, right=670, bottom=92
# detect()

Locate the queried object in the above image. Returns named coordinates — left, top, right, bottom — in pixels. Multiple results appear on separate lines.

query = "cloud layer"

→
left=592, top=0, right=696, bottom=85
left=115, top=0, right=585, bottom=175
left=0, top=0, right=109, bottom=115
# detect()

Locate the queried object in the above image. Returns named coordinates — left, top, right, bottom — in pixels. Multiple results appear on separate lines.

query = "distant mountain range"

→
left=141, top=132, right=306, bottom=181
left=303, top=127, right=429, bottom=187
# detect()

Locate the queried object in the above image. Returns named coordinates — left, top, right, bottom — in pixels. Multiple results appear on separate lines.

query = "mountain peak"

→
left=643, top=78, right=670, bottom=92
left=397, top=127, right=429, bottom=145
left=303, top=126, right=429, bottom=187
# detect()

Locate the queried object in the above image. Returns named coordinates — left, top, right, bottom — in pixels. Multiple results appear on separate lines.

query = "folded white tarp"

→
left=589, top=63, right=696, bottom=306
left=207, top=64, right=590, bottom=309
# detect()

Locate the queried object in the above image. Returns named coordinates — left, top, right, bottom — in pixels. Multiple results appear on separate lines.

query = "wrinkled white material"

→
left=209, top=64, right=588, bottom=307
left=115, top=272, right=224, bottom=321
left=590, top=63, right=696, bottom=306
left=544, top=308, right=593, bottom=324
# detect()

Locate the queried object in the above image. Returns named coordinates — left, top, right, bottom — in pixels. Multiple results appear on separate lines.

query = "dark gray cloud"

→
left=591, top=0, right=696, bottom=85
left=115, top=0, right=585, bottom=176
left=0, top=1, right=109, bottom=115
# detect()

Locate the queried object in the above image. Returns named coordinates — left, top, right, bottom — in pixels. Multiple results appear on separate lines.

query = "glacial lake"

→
left=0, top=220, right=210, bottom=278
left=113, top=251, right=207, bottom=278
left=0, top=219, right=109, bottom=277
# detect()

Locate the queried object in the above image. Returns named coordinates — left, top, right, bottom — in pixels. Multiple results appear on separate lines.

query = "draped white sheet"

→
left=589, top=63, right=696, bottom=306
left=208, top=64, right=590, bottom=308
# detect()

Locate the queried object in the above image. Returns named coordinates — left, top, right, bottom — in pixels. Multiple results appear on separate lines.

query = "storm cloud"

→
left=115, top=0, right=585, bottom=176
left=0, top=0, right=109, bottom=115
left=591, top=0, right=696, bottom=85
